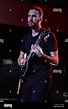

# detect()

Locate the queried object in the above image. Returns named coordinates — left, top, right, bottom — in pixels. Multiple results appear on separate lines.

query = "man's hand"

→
left=31, top=44, right=43, bottom=57
left=17, top=56, right=26, bottom=67
left=20, top=58, right=26, bottom=67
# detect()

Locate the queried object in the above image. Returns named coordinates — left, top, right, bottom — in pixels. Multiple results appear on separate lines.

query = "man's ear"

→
left=39, top=16, right=43, bottom=22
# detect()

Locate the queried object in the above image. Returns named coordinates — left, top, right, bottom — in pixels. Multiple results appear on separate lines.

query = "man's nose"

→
left=30, top=16, right=33, bottom=20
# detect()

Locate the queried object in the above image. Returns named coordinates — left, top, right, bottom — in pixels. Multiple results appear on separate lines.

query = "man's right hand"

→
left=17, top=51, right=27, bottom=66
left=17, top=55, right=26, bottom=67
left=20, top=58, right=26, bottom=67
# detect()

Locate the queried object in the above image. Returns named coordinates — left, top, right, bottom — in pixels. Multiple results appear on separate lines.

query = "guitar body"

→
left=17, top=61, right=28, bottom=94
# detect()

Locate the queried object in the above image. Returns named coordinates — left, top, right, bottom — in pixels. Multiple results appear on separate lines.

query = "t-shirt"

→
left=20, top=28, right=58, bottom=79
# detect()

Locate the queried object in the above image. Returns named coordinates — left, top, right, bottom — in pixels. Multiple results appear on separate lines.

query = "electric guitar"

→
left=17, top=28, right=50, bottom=94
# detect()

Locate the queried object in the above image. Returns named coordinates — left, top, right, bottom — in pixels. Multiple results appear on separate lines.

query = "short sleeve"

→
left=47, top=32, right=58, bottom=52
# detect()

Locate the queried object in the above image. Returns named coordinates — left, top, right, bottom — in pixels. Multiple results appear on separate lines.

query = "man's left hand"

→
left=31, top=44, right=43, bottom=57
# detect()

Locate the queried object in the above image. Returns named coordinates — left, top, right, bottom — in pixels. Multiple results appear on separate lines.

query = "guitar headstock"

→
left=43, top=28, right=50, bottom=36
left=42, top=28, right=50, bottom=41
left=35, top=28, right=50, bottom=44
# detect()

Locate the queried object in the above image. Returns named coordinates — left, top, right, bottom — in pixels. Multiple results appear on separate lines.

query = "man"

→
left=17, top=6, right=59, bottom=102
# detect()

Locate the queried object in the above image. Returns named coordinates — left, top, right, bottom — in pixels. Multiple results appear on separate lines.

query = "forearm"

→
left=17, top=51, right=25, bottom=66
left=17, top=56, right=23, bottom=66
left=41, top=53, right=59, bottom=66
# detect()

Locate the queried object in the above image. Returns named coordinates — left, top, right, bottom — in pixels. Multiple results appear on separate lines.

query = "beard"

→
left=28, top=21, right=38, bottom=29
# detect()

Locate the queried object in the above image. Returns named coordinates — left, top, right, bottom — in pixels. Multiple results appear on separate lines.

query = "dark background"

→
left=0, top=0, right=68, bottom=103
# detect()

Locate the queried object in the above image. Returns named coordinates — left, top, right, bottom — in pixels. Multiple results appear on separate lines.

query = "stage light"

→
left=56, top=90, right=59, bottom=93
left=9, top=9, right=12, bottom=12
left=56, top=29, right=59, bottom=32
left=45, top=19, right=47, bottom=22
left=9, top=70, right=12, bottom=73
left=9, top=49, right=11, bottom=52
left=9, top=29, right=12, bottom=32
left=21, top=19, right=23, bottom=22
left=44, top=0, right=47, bottom=1
left=33, top=90, right=35, bottom=93
left=45, top=80, right=47, bottom=83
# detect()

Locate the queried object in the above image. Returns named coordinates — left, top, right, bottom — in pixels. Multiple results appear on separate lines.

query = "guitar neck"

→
left=26, top=51, right=33, bottom=61
left=26, top=35, right=41, bottom=61
left=26, top=29, right=50, bottom=62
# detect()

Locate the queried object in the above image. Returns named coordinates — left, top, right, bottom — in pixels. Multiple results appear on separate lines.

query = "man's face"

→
left=28, top=9, right=41, bottom=28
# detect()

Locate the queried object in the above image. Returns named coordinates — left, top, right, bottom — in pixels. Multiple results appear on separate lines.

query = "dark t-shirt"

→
left=20, top=28, right=58, bottom=79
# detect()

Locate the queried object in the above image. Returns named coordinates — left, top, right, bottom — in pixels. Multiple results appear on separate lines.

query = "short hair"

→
left=28, top=6, right=43, bottom=17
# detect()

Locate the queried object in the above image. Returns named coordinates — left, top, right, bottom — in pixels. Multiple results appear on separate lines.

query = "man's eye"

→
left=28, top=15, right=36, bottom=17
left=32, top=15, right=36, bottom=17
left=28, top=15, right=30, bottom=17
